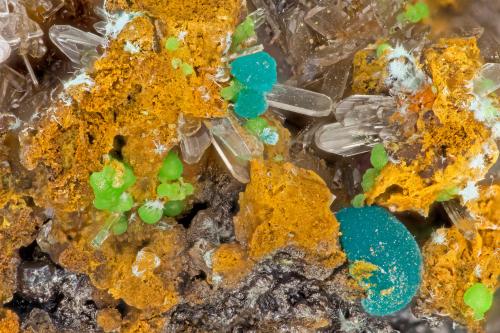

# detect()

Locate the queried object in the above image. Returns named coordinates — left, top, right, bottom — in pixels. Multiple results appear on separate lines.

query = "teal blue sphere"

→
left=336, top=206, right=422, bottom=316
left=230, top=51, right=277, bottom=93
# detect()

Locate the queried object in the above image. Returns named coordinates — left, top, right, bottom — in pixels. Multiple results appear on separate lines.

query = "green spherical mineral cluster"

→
left=89, top=160, right=136, bottom=212
left=464, top=283, right=493, bottom=320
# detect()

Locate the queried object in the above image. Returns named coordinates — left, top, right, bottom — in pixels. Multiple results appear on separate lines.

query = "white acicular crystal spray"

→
left=124, top=41, right=141, bottom=54
left=459, top=181, right=479, bottom=204
left=385, top=45, right=426, bottom=94
left=131, top=248, right=161, bottom=278
left=63, top=72, right=95, bottom=91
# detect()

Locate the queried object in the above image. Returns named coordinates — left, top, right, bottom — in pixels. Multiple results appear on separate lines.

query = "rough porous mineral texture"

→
left=0, top=132, right=43, bottom=304
left=365, top=38, right=499, bottom=215
left=417, top=185, right=500, bottom=330
left=234, top=159, right=346, bottom=270
left=23, top=0, right=240, bottom=212
left=166, top=251, right=395, bottom=332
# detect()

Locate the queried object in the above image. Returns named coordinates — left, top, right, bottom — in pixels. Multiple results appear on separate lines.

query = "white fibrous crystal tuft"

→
left=203, top=249, right=214, bottom=269
left=104, top=12, right=142, bottom=39
left=386, top=45, right=412, bottom=61
left=469, top=155, right=485, bottom=170
left=131, top=248, right=161, bottom=278
left=63, top=72, right=95, bottom=91
left=153, top=140, right=168, bottom=155
left=385, top=46, right=426, bottom=95
left=144, top=200, right=164, bottom=211
left=493, top=122, right=500, bottom=139
left=474, top=265, right=482, bottom=278
left=124, top=41, right=141, bottom=54
left=430, top=230, right=447, bottom=245
left=470, top=96, right=499, bottom=122
left=459, top=181, right=479, bottom=204
left=177, top=31, right=188, bottom=41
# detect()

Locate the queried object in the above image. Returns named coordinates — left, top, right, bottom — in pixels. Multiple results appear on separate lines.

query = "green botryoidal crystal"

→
left=351, top=193, right=366, bottom=208
left=361, top=168, right=379, bottom=192
left=158, top=151, right=183, bottom=182
left=436, top=186, right=459, bottom=202
left=398, top=1, right=430, bottom=24
left=336, top=206, right=422, bottom=316
left=165, top=36, right=180, bottom=52
left=220, top=79, right=244, bottom=102
left=89, top=160, right=136, bottom=213
left=138, top=200, right=164, bottom=224
left=231, top=17, right=255, bottom=52
left=370, top=143, right=388, bottom=170
left=463, top=283, right=493, bottom=320
left=163, top=200, right=185, bottom=217
left=376, top=43, right=392, bottom=58
left=157, top=181, right=194, bottom=201
left=180, top=62, right=195, bottom=76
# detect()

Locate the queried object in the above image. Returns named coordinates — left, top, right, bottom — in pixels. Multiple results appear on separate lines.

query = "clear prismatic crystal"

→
left=267, top=83, right=333, bottom=117
left=0, top=0, right=47, bottom=83
left=0, top=35, right=11, bottom=63
left=472, top=63, right=500, bottom=97
left=0, top=65, right=27, bottom=110
left=49, top=25, right=105, bottom=65
left=178, top=116, right=211, bottom=165
left=315, top=95, right=396, bottom=157
left=205, top=117, right=263, bottom=183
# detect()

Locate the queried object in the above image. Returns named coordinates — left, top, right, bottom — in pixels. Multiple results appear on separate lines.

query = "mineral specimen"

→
left=336, top=206, right=422, bottom=316
left=234, top=159, right=346, bottom=270
left=1, top=0, right=500, bottom=332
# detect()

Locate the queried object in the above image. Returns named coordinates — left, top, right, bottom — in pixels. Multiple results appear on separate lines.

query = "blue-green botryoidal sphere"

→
left=336, top=206, right=423, bottom=316
left=230, top=51, right=277, bottom=93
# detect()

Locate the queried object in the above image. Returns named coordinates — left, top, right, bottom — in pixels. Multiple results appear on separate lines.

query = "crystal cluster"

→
left=1, top=0, right=500, bottom=332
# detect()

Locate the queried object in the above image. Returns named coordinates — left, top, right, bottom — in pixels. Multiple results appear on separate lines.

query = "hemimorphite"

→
left=336, top=206, right=422, bottom=316
left=230, top=51, right=277, bottom=93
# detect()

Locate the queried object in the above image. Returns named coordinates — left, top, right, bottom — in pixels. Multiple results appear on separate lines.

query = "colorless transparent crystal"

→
left=442, top=200, right=476, bottom=240
left=335, top=95, right=396, bottom=125
left=315, top=95, right=396, bottom=157
left=249, top=0, right=282, bottom=43
left=473, top=63, right=500, bottom=97
left=91, top=215, right=119, bottom=249
left=248, top=8, right=266, bottom=29
left=267, top=83, right=333, bottom=117
left=22, top=53, right=38, bottom=86
left=304, top=5, right=345, bottom=40
left=205, top=117, right=262, bottom=183
left=37, top=0, right=65, bottom=20
left=0, top=0, right=8, bottom=15
left=93, top=21, right=107, bottom=35
left=91, top=226, right=111, bottom=249
left=179, top=123, right=211, bottom=165
left=0, top=35, right=10, bottom=63
left=226, top=44, right=264, bottom=61
left=315, top=122, right=382, bottom=157
left=0, top=65, right=28, bottom=110
left=49, top=25, right=105, bottom=65
left=0, top=0, right=43, bottom=47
